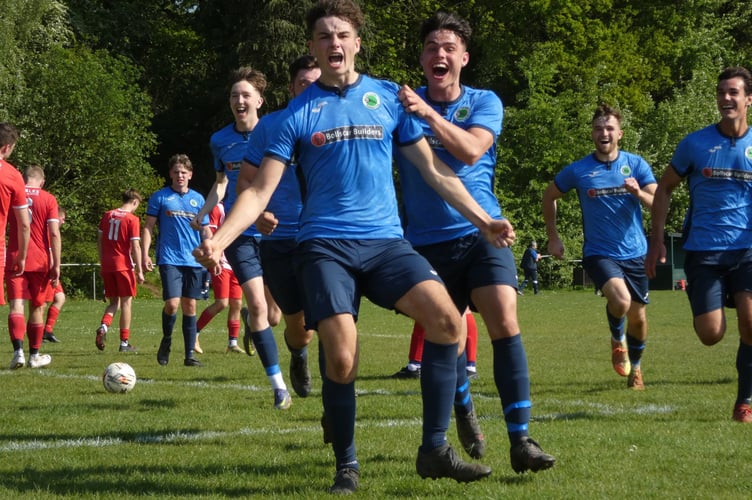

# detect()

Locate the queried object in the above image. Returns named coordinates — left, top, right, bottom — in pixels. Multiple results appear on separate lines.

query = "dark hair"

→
left=718, top=66, right=752, bottom=95
left=306, top=0, right=365, bottom=36
left=592, top=103, right=622, bottom=125
left=420, top=11, right=472, bottom=47
left=0, top=122, right=20, bottom=148
left=122, top=188, right=143, bottom=203
left=229, top=67, right=267, bottom=97
left=289, top=55, right=318, bottom=84
left=168, top=153, right=193, bottom=172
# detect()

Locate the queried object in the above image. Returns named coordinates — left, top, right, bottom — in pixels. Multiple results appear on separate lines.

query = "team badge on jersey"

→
left=362, top=92, right=380, bottom=110
left=620, top=165, right=632, bottom=176
left=454, top=106, right=471, bottom=122
left=190, top=199, right=198, bottom=208
left=746, top=146, right=752, bottom=161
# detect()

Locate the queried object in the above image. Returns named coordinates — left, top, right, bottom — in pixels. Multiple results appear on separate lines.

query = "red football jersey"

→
left=99, top=208, right=141, bottom=272
left=7, top=185, right=58, bottom=273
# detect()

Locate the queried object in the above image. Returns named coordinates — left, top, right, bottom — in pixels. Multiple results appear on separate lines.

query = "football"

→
left=102, top=362, right=137, bottom=393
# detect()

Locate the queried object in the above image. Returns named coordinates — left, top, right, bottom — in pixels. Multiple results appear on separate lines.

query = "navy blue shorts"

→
left=415, top=231, right=516, bottom=312
left=582, top=255, right=649, bottom=304
left=260, top=238, right=304, bottom=315
left=684, top=249, right=752, bottom=315
left=225, top=234, right=263, bottom=285
left=159, top=264, right=203, bottom=300
left=293, top=238, right=442, bottom=329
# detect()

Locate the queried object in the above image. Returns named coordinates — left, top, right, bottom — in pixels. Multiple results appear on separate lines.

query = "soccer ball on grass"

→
left=102, top=362, right=137, bottom=393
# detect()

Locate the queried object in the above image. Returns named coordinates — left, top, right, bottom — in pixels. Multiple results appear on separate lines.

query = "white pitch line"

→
left=0, top=419, right=422, bottom=453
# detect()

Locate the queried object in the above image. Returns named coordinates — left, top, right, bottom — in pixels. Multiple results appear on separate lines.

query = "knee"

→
left=325, top=354, right=357, bottom=384
left=424, top=310, right=462, bottom=345
left=694, top=324, right=724, bottom=346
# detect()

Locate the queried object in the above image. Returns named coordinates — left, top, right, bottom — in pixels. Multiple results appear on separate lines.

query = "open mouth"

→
left=329, top=54, right=344, bottom=65
left=432, top=63, right=449, bottom=77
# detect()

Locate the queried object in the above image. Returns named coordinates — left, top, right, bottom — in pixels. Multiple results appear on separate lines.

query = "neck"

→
left=236, top=116, right=258, bottom=133
left=320, top=70, right=359, bottom=89
left=426, top=83, right=461, bottom=103
left=594, top=150, right=618, bottom=163
left=718, top=118, right=749, bottom=138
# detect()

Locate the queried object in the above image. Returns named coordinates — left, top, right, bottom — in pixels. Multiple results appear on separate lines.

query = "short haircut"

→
left=289, top=55, right=319, bottom=84
left=168, top=153, right=193, bottom=172
left=592, top=103, right=622, bottom=125
left=718, top=66, right=752, bottom=95
left=229, top=67, right=267, bottom=97
left=306, top=0, right=365, bottom=37
left=122, top=188, right=143, bottom=204
left=24, top=164, right=45, bottom=183
left=420, top=11, right=472, bottom=47
left=0, top=122, right=20, bottom=148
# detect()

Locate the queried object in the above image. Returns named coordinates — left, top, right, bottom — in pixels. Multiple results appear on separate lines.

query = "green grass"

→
left=2, top=290, right=751, bottom=498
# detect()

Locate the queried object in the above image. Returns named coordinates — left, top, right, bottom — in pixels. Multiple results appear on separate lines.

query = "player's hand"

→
left=11, top=257, right=26, bottom=277
left=192, top=239, right=222, bottom=270
left=645, top=241, right=666, bottom=279
left=481, top=219, right=516, bottom=248
left=143, top=256, right=154, bottom=272
left=189, top=216, right=204, bottom=232
left=398, top=85, right=431, bottom=119
left=255, top=211, right=278, bottom=236
left=49, top=266, right=60, bottom=285
left=623, top=177, right=640, bottom=196
left=136, top=270, right=145, bottom=284
left=547, top=237, right=565, bottom=259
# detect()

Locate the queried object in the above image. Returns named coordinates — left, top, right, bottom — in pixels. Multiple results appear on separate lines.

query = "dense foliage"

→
left=1, top=0, right=750, bottom=293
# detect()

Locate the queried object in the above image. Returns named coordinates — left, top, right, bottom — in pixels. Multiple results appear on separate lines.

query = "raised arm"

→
left=398, top=85, right=495, bottom=165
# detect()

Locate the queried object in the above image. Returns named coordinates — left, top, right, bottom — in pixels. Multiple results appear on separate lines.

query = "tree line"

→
left=1, top=0, right=749, bottom=293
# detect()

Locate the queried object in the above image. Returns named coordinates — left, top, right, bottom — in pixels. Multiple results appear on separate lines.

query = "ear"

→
left=461, top=51, right=469, bottom=67
left=354, top=36, right=361, bottom=55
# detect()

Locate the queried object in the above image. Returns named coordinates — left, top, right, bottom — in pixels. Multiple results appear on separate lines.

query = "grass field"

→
left=2, top=289, right=751, bottom=498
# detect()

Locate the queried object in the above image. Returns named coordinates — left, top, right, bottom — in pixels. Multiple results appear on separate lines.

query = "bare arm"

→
left=47, top=219, right=61, bottom=283
left=130, top=238, right=144, bottom=284
left=193, top=158, right=285, bottom=268
left=191, top=171, right=228, bottom=231
left=11, top=206, right=30, bottom=276
left=645, top=168, right=682, bottom=278
left=542, top=182, right=566, bottom=258
left=400, top=138, right=514, bottom=247
left=142, top=215, right=157, bottom=272
left=399, top=85, right=495, bottom=165
left=624, top=178, right=657, bottom=209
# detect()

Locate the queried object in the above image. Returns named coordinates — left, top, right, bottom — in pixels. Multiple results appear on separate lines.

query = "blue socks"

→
left=182, top=315, right=197, bottom=358
left=454, top=350, right=474, bottom=416
left=322, top=375, right=358, bottom=471
left=606, top=305, right=625, bottom=341
left=493, top=335, right=532, bottom=445
left=736, top=341, right=752, bottom=405
left=420, top=340, right=457, bottom=450
left=252, top=326, right=281, bottom=376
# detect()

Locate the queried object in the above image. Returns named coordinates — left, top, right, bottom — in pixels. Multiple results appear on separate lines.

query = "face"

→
left=290, top=67, right=321, bottom=98
left=419, top=30, right=469, bottom=96
left=229, top=80, right=263, bottom=126
left=716, top=77, right=752, bottom=121
left=308, top=16, right=360, bottom=86
left=591, top=115, right=623, bottom=158
left=169, top=163, right=193, bottom=192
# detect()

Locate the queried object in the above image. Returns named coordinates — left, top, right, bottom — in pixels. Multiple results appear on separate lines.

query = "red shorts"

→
left=45, top=280, right=65, bottom=302
left=212, top=268, right=242, bottom=300
left=101, top=270, right=137, bottom=298
left=6, top=272, right=51, bottom=307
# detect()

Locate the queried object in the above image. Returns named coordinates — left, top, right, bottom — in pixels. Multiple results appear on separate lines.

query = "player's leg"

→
left=465, top=310, right=478, bottom=378
left=392, top=322, right=424, bottom=378
left=157, top=265, right=182, bottom=366
left=585, top=256, right=633, bottom=377
left=7, top=274, right=28, bottom=368
left=179, top=266, right=203, bottom=367
left=26, top=273, right=51, bottom=368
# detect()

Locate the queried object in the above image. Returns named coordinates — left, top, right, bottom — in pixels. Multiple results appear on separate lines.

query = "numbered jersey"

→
left=98, top=208, right=141, bottom=272
left=7, top=185, right=59, bottom=273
